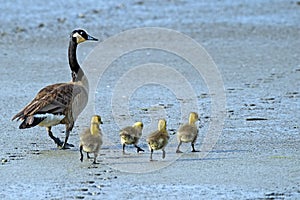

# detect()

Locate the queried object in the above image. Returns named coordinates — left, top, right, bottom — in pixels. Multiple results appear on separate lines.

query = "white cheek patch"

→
left=35, top=113, right=65, bottom=127
left=73, top=32, right=86, bottom=43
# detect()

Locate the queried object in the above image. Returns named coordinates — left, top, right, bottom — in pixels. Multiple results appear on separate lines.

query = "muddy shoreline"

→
left=1, top=1, right=299, bottom=199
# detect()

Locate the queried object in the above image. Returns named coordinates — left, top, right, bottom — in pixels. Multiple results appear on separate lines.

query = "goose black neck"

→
left=68, top=40, right=84, bottom=81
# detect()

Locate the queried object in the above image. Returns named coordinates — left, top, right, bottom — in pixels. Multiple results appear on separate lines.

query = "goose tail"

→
left=18, top=116, right=45, bottom=129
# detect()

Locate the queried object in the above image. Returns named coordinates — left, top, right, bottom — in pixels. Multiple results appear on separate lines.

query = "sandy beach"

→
left=0, top=1, right=299, bottom=199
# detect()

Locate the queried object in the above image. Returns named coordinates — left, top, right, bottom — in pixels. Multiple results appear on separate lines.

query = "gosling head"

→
left=189, top=112, right=199, bottom=124
left=91, top=115, right=103, bottom=125
left=71, top=29, right=98, bottom=44
left=133, top=121, right=143, bottom=129
left=157, top=119, right=167, bottom=131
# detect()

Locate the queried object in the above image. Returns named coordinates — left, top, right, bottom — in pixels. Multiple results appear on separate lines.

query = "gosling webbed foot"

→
left=176, top=149, right=183, bottom=153
left=191, top=144, right=199, bottom=152
left=136, top=146, right=145, bottom=153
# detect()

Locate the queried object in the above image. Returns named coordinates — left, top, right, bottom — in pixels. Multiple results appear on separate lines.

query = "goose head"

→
left=71, top=29, right=98, bottom=44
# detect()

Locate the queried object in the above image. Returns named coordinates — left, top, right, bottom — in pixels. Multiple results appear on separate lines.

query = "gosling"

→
left=146, top=119, right=169, bottom=161
left=176, top=112, right=200, bottom=153
left=79, top=115, right=103, bottom=164
left=119, top=122, right=144, bottom=154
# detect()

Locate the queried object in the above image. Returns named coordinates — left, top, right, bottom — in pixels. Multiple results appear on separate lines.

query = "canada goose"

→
left=79, top=115, right=103, bottom=164
left=119, top=122, right=144, bottom=154
left=146, top=119, right=169, bottom=161
left=176, top=112, right=200, bottom=153
left=12, top=29, right=98, bottom=149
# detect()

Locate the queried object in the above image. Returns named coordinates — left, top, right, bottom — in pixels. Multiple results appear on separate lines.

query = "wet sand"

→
left=1, top=1, right=300, bottom=199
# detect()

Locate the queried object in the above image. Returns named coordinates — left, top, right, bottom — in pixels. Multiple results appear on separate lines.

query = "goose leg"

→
left=134, top=144, right=144, bottom=153
left=80, top=145, right=84, bottom=162
left=62, top=125, right=74, bottom=149
left=176, top=141, right=183, bottom=153
left=47, top=127, right=64, bottom=147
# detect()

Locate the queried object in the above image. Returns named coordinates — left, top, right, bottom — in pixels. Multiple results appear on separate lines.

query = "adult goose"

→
left=12, top=29, right=98, bottom=149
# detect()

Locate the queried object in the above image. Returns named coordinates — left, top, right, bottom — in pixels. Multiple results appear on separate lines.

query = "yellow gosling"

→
left=119, top=122, right=144, bottom=154
left=176, top=112, right=199, bottom=153
left=79, top=115, right=103, bottom=164
left=146, top=119, right=169, bottom=161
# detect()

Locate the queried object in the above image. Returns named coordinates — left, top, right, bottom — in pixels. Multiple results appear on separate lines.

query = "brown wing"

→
left=12, top=83, right=87, bottom=121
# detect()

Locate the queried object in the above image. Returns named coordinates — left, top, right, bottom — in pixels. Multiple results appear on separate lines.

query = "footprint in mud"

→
left=72, top=170, right=117, bottom=199
left=73, top=181, right=101, bottom=199
left=285, top=91, right=299, bottom=98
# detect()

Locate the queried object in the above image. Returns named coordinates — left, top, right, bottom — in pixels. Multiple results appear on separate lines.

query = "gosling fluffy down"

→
left=79, top=115, right=103, bottom=164
left=119, top=122, right=144, bottom=154
left=146, top=119, right=169, bottom=161
left=176, top=112, right=199, bottom=153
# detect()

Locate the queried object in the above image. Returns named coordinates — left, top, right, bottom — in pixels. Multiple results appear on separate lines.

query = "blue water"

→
left=0, top=0, right=299, bottom=39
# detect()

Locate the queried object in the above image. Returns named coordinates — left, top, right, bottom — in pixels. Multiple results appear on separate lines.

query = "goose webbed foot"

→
left=61, top=142, right=74, bottom=149
left=48, top=128, right=64, bottom=148
left=54, top=138, right=64, bottom=148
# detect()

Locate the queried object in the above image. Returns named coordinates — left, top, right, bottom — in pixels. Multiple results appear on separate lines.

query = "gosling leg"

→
left=191, top=136, right=199, bottom=152
left=176, top=141, right=183, bottom=153
left=162, top=148, right=166, bottom=159
left=80, top=145, right=84, bottom=162
left=93, top=153, right=98, bottom=164
left=191, top=143, right=199, bottom=152
left=150, top=148, right=154, bottom=161
left=122, top=144, right=126, bottom=154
